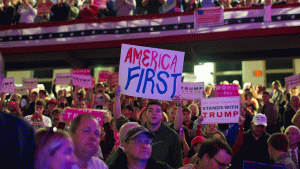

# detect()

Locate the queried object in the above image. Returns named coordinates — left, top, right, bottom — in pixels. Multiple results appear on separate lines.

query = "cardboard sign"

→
left=243, top=160, right=285, bottom=169
left=108, top=72, right=119, bottom=88
left=62, top=108, right=105, bottom=125
left=285, top=74, right=300, bottom=90
left=201, top=97, right=240, bottom=124
left=71, top=74, right=92, bottom=88
left=180, top=82, right=204, bottom=100
left=37, top=2, right=52, bottom=15
left=72, top=68, right=90, bottom=75
left=119, top=44, right=185, bottom=101
left=55, top=73, right=72, bottom=85
left=1, top=78, right=15, bottom=94
left=23, top=78, right=38, bottom=89
left=15, top=84, right=28, bottom=96
left=215, top=84, right=239, bottom=97
left=98, top=70, right=112, bottom=83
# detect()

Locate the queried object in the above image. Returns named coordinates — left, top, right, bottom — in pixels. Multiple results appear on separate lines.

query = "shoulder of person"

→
left=90, top=156, right=109, bottom=168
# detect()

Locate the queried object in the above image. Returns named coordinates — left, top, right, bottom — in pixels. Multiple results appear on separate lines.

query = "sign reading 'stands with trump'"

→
left=119, top=44, right=185, bottom=101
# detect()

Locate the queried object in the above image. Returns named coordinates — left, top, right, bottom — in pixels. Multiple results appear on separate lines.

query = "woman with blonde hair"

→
left=35, top=127, right=77, bottom=169
left=202, top=123, right=218, bottom=138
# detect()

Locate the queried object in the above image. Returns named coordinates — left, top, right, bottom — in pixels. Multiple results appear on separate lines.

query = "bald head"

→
left=119, top=122, right=140, bottom=145
left=285, top=125, right=300, bottom=149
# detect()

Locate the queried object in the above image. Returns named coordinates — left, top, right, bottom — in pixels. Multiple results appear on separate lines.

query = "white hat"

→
left=252, top=113, right=267, bottom=126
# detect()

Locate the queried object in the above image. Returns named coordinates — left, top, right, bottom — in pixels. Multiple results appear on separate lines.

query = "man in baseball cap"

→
left=231, top=113, right=270, bottom=168
left=109, top=126, right=172, bottom=169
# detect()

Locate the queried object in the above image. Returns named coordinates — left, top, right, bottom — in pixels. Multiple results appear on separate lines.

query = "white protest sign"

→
left=55, top=73, right=72, bottom=85
left=23, top=78, right=38, bottom=89
left=15, top=84, right=28, bottom=95
left=1, top=78, right=15, bottom=94
left=201, top=97, right=240, bottom=124
left=285, top=74, right=300, bottom=90
left=119, top=44, right=185, bottom=101
left=71, top=74, right=92, bottom=88
left=180, top=82, right=204, bottom=100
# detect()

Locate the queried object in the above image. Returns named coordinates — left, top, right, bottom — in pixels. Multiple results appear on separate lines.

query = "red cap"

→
left=48, top=99, right=58, bottom=105
left=191, top=136, right=206, bottom=148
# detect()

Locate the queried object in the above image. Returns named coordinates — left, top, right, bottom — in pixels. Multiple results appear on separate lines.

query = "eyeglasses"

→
left=212, top=156, right=231, bottom=169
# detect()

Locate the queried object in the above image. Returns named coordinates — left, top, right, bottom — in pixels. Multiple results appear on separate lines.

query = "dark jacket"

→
left=232, top=128, right=270, bottom=168
left=109, top=151, right=173, bottom=169
left=143, top=122, right=183, bottom=168
left=106, top=147, right=124, bottom=168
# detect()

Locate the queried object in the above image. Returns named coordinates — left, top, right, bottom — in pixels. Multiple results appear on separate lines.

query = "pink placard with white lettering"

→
left=215, top=84, right=239, bottom=97
left=62, top=108, right=105, bottom=125
left=98, top=70, right=112, bottom=83
left=72, top=68, right=91, bottom=75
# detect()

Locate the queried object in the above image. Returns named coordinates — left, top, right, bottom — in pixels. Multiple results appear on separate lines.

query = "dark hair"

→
left=182, top=107, right=192, bottom=114
left=146, top=100, right=162, bottom=111
left=124, top=104, right=134, bottom=112
left=39, top=90, right=47, bottom=96
left=51, top=108, right=63, bottom=118
left=70, top=114, right=97, bottom=134
left=198, top=138, right=232, bottom=159
left=263, top=91, right=270, bottom=96
left=35, top=99, right=46, bottom=107
left=267, top=133, right=288, bottom=152
left=32, top=91, right=38, bottom=96
left=211, top=131, right=227, bottom=142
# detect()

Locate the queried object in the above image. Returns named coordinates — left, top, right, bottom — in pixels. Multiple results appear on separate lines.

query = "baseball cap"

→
left=48, top=99, right=58, bottom=105
left=252, top=113, right=267, bottom=126
left=191, top=136, right=206, bottom=148
left=124, top=126, right=154, bottom=142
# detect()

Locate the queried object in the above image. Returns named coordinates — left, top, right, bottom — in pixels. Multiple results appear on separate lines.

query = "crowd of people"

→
left=2, top=75, right=300, bottom=169
left=0, top=0, right=297, bottom=25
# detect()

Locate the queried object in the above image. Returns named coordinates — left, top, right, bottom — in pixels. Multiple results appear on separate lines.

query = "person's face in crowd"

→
left=201, top=149, right=231, bottom=169
left=141, top=100, right=147, bottom=108
left=168, top=108, right=177, bottom=123
left=251, top=124, right=266, bottom=137
left=52, top=111, right=62, bottom=124
left=39, top=92, right=46, bottom=100
left=189, top=105, right=198, bottom=117
left=35, top=104, right=45, bottom=114
left=44, top=107, right=50, bottom=115
left=49, top=138, right=78, bottom=169
left=58, top=98, right=66, bottom=108
left=71, top=117, right=101, bottom=157
left=108, top=101, right=114, bottom=112
left=124, top=133, right=152, bottom=161
left=132, top=109, right=139, bottom=120
left=183, top=111, right=191, bottom=123
left=291, top=96, right=300, bottom=109
left=78, top=100, right=86, bottom=109
left=3, top=0, right=10, bottom=7
left=285, top=127, right=300, bottom=147
left=96, top=85, right=103, bottom=94
left=48, top=103, right=58, bottom=112
left=31, top=93, right=38, bottom=102
left=20, top=98, right=27, bottom=108
left=146, top=104, right=163, bottom=125
left=122, top=109, right=132, bottom=119
left=124, top=97, right=131, bottom=105
left=262, top=93, right=270, bottom=103
left=207, top=124, right=217, bottom=135
left=58, top=90, right=64, bottom=97
left=9, top=100, right=18, bottom=111
left=292, top=88, right=299, bottom=95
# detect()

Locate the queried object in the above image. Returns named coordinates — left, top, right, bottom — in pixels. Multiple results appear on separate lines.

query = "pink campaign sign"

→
left=62, top=108, right=105, bottom=125
left=72, top=68, right=91, bottom=75
left=215, top=84, right=239, bottom=97
left=98, top=70, right=112, bottom=83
